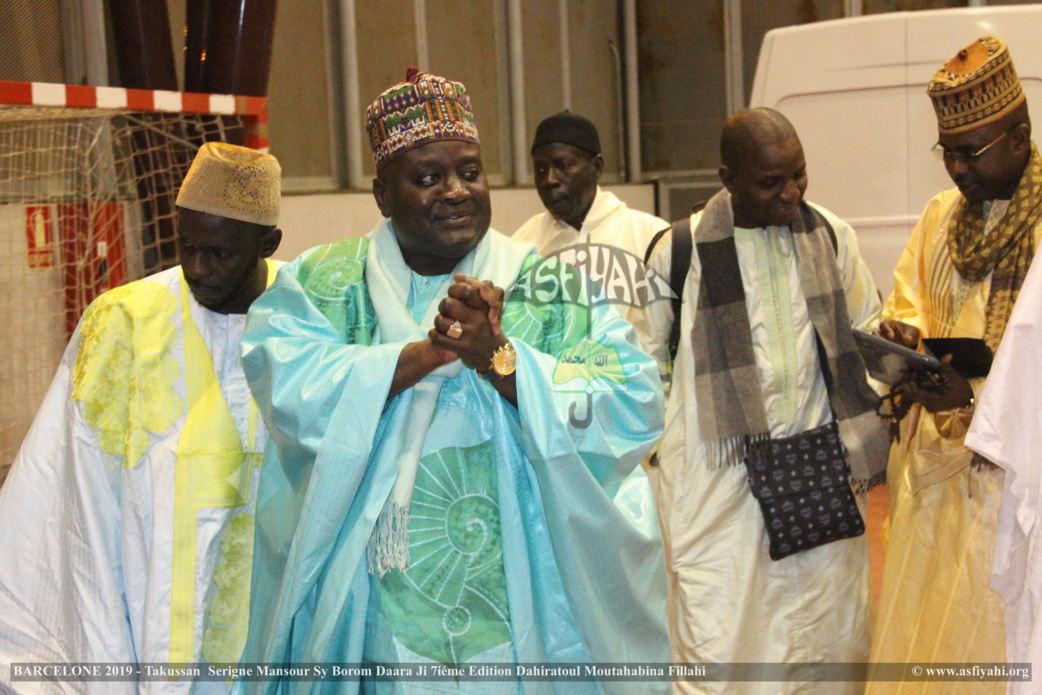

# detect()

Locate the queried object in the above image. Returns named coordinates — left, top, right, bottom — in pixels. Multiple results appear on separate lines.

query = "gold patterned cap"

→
left=176, top=142, right=281, bottom=226
left=928, top=36, right=1025, bottom=136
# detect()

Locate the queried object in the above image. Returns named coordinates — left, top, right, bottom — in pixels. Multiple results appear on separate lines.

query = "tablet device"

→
left=852, top=329, right=941, bottom=385
left=922, top=337, right=993, bottom=379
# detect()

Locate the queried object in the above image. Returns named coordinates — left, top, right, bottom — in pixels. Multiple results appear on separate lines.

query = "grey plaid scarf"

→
left=691, top=189, right=888, bottom=492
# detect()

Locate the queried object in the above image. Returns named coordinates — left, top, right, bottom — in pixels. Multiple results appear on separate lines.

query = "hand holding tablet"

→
left=854, top=324, right=982, bottom=413
left=879, top=319, right=920, bottom=350
left=921, top=337, right=993, bottom=379
left=852, top=329, right=941, bottom=385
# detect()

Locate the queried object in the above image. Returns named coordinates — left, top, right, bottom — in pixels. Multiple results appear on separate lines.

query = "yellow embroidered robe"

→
left=0, top=263, right=276, bottom=694
left=869, top=189, right=1042, bottom=693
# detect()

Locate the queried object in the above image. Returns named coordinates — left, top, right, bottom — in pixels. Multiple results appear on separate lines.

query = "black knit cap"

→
left=531, top=111, right=601, bottom=155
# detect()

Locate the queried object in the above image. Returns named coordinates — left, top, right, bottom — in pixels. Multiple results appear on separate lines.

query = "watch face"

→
left=493, top=345, right=517, bottom=376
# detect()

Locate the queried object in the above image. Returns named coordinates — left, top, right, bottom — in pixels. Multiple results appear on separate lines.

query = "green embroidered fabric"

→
left=501, top=256, right=590, bottom=351
left=295, top=242, right=597, bottom=666
left=377, top=440, right=511, bottom=665
left=299, top=239, right=376, bottom=342
left=299, top=243, right=590, bottom=355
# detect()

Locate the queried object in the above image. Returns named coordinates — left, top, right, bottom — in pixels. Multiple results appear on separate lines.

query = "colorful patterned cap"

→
left=532, top=111, right=601, bottom=155
left=176, top=142, right=281, bottom=226
left=928, top=36, right=1025, bottom=136
left=366, top=67, right=480, bottom=171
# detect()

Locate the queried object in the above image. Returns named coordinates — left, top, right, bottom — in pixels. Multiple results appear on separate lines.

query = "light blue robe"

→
left=236, top=225, right=668, bottom=695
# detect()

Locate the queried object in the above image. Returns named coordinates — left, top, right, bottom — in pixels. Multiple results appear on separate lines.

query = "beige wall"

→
left=264, top=0, right=626, bottom=188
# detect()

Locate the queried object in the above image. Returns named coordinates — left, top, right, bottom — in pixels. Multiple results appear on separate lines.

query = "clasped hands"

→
left=428, top=273, right=509, bottom=373
left=878, top=319, right=974, bottom=413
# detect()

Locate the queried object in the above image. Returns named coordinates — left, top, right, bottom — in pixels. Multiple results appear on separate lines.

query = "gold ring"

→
left=447, top=320, right=463, bottom=339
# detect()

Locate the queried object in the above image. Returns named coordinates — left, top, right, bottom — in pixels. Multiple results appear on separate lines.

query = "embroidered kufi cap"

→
left=928, top=36, right=1025, bottom=136
left=366, top=67, right=480, bottom=171
left=176, top=142, right=281, bottom=226
left=531, top=110, right=601, bottom=155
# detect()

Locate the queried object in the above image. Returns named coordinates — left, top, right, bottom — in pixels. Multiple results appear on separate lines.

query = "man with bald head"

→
left=868, top=37, right=1042, bottom=688
left=642, top=107, right=886, bottom=692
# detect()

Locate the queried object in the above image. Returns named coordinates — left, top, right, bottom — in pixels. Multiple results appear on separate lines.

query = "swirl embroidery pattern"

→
left=377, top=440, right=511, bottom=666
left=72, top=282, right=182, bottom=467
left=502, top=256, right=589, bottom=353
left=301, top=239, right=376, bottom=343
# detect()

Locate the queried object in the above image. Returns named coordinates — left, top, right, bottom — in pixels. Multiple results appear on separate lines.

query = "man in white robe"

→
left=966, top=257, right=1042, bottom=694
left=0, top=143, right=283, bottom=694
left=513, top=111, right=669, bottom=329
left=640, top=108, right=886, bottom=695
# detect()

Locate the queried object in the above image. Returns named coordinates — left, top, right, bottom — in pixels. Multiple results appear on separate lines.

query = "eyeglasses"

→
left=932, top=128, right=1012, bottom=165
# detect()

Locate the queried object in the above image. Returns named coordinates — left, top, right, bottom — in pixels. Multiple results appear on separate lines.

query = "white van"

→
left=749, top=5, right=1042, bottom=297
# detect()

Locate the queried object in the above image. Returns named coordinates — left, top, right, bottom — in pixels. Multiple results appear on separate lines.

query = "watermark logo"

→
left=514, top=243, right=674, bottom=310
left=510, top=243, right=675, bottom=428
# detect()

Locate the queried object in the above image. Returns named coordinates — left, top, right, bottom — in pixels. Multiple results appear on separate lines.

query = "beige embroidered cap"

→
left=928, top=36, right=1025, bottom=136
left=176, top=142, right=281, bottom=226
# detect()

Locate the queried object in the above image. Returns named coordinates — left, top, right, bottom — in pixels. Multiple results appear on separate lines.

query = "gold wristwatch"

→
left=480, top=342, right=516, bottom=381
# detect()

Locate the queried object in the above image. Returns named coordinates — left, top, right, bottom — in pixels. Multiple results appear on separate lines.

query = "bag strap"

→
left=643, top=226, right=670, bottom=266
left=802, top=201, right=838, bottom=254
left=645, top=201, right=840, bottom=469
left=666, top=216, right=693, bottom=364
left=644, top=201, right=831, bottom=365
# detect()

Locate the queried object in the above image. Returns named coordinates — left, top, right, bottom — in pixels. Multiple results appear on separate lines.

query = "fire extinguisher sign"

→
left=26, top=206, right=56, bottom=269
